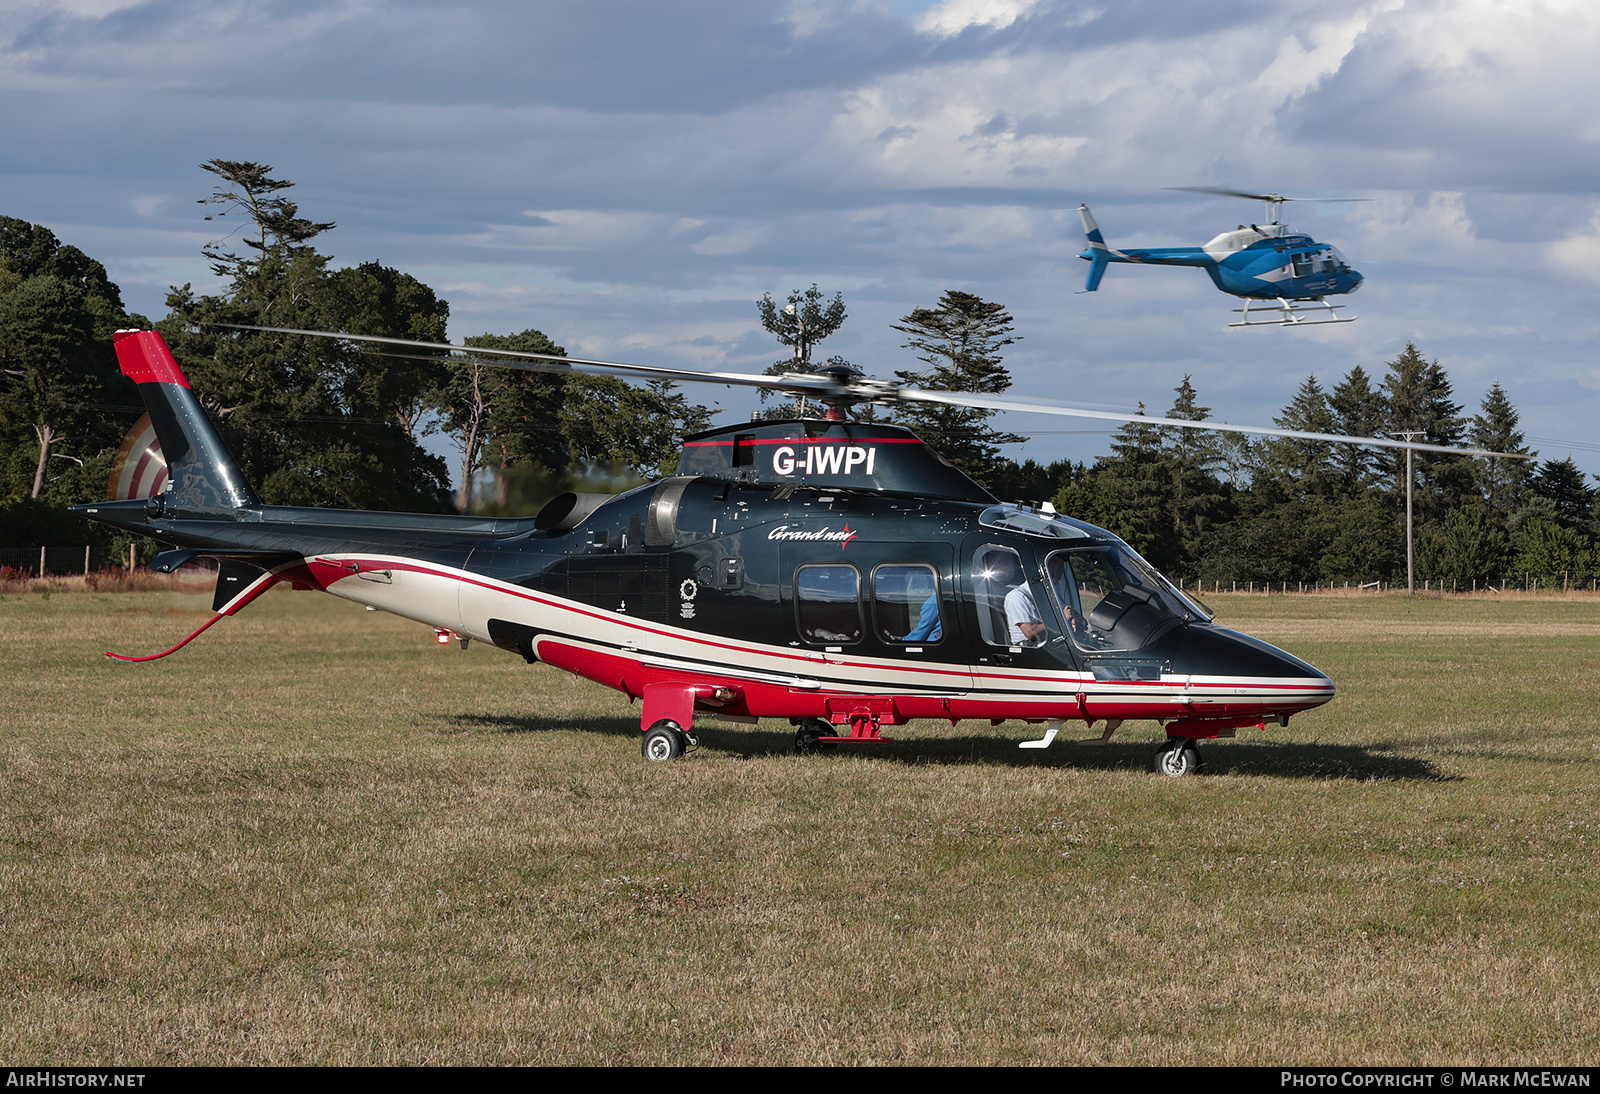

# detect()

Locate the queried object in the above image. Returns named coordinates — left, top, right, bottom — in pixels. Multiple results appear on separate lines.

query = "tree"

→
left=1418, top=506, right=1511, bottom=587
left=324, top=261, right=451, bottom=441
left=469, top=330, right=571, bottom=509
left=889, top=290, right=1022, bottom=485
left=1256, top=375, right=1338, bottom=499
left=1527, top=457, right=1595, bottom=534
left=1470, top=383, right=1532, bottom=516
left=0, top=215, right=133, bottom=339
left=0, top=276, right=113, bottom=498
left=162, top=161, right=452, bottom=512
left=1512, top=518, right=1592, bottom=586
left=559, top=376, right=713, bottom=479
left=1328, top=365, right=1384, bottom=495
left=1157, top=378, right=1232, bottom=570
left=1380, top=342, right=1470, bottom=524
left=757, top=285, right=847, bottom=418
left=1092, top=404, right=1173, bottom=568
left=196, top=159, right=337, bottom=267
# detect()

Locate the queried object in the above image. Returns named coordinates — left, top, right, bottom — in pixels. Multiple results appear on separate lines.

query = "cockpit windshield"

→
left=1044, top=544, right=1198, bottom=652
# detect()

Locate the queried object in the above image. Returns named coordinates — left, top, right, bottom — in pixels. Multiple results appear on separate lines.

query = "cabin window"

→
left=795, top=564, right=862, bottom=644
left=972, top=545, right=1042, bottom=646
left=1292, top=252, right=1312, bottom=277
left=1044, top=547, right=1185, bottom=652
left=872, top=563, right=942, bottom=644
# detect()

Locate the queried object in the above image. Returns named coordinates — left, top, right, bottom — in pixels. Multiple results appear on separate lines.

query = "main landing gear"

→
left=1152, top=737, right=1203, bottom=777
left=793, top=718, right=838, bottom=756
left=641, top=719, right=698, bottom=762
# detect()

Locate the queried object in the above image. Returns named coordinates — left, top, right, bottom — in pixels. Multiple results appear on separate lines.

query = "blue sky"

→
left=5, top=0, right=1599, bottom=480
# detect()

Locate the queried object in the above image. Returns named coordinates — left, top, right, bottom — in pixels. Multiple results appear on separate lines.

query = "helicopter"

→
left=1078, top=188, right=1367, bottom=327
left=75, top=326, right=1513, bottom=777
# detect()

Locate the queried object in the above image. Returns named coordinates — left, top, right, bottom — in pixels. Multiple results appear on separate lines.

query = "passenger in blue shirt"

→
left=900, top=577, right=943, bottom=642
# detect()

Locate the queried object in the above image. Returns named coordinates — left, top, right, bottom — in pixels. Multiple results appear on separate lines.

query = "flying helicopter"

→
left=76, top=326, right=1514, bottom=777
left=1078, top=187, right=1367, bottom=327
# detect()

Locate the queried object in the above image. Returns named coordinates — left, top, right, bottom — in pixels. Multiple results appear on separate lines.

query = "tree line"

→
left=1017, top=349, right=1588, bottom=589
left=4, top=160, right=1592, bottom=589
left=0, top=162, right=713, bottom=563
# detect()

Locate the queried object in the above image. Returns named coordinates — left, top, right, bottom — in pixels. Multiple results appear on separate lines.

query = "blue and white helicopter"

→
left=1078, top=187, right=1366, bottom=327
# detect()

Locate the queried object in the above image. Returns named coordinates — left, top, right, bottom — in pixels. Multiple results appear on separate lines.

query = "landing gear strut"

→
left=1152, top=737, right=1202, bottom=777
left=642, top=719, right=696, bottom=762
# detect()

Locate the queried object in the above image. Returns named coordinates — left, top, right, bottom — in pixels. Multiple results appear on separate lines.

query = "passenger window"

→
left=973, top=545, right=1044, bottom=646
left=796, top=564, right=862, bottom=643
left=873, top=564, right=942, bottom=644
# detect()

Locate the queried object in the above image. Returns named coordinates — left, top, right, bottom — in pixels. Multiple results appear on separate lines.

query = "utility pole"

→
left=1389, top=431, right=1424, bottom=595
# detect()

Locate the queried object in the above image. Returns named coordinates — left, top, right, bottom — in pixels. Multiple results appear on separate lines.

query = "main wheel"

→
left=793, top=718, right=837, bottom=755
left=642, top=720, right=688, bottom=762
left=1152, top=737, right=1202, bottom=777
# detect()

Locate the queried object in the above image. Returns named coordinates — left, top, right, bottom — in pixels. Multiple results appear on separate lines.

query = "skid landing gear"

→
left=642, top=719, right=697, bottom=762
left=1153, top=737, right=1202, bottom=777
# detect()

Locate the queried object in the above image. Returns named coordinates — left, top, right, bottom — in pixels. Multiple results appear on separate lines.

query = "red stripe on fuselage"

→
left=683, top=437, right=924, bottom=447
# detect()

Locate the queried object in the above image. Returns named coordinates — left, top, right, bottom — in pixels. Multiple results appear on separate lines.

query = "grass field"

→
left=2, top=585, right=1597, bottom=1065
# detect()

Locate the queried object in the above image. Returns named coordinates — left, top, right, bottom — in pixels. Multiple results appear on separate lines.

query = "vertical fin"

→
left=113, top=331, right=259, bottom=517
left=1078, top=204, right=1110, bottom=292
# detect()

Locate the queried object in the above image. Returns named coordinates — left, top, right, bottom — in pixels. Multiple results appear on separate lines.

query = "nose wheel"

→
left=1153, top=737, right=1202, bottom=777
left=642, top=720, right=696, bottom=762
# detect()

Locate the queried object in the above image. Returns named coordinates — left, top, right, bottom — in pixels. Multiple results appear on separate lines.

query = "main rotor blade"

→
left=213, top=323, right=1530, bottom=460
left=897, top=388, right=1535, bottom=460
left=1166, top=186, right=1285, bottom=203
left=213, top=324, right=844, bottom=397
left=1163, top=186, right=1371, bottom=204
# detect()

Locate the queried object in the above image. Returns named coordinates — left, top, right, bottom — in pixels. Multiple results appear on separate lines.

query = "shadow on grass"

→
left=728, top=728, right=1447, bottom=781
left=444, top=712, right=1449, bottom=781
left=442, top=712, right=640, bottom=739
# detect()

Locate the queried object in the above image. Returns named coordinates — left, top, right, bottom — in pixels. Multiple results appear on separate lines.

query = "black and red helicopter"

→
left=76, top=327, right=1514, bottom=776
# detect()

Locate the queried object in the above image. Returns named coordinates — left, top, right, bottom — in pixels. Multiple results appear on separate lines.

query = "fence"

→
left=0, top=544, right=137, bottom=577
left=1177, top=575, right=1600, bottom=595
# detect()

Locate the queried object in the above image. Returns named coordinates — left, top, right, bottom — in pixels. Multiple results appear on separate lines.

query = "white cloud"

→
left=912, top=0, right=1043, bottom=37
left=8, top=1, right=1600, bottom=475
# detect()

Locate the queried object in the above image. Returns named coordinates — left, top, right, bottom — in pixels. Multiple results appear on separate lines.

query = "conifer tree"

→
left=1328, top=365, right=1384, bottom=495
left=1470, top=382, right=1533, bottom=516
left=1258, top=375, right=1337, bottom=499
left=1379, top=342, right=1469, bottom=525
left=889, top=290, right=1022, bottom=485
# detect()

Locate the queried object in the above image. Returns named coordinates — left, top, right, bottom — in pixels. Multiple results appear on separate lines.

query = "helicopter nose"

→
left=1163, top=624, right=1334, bottom=705
left=1346, top=270, right=1363, bottom=293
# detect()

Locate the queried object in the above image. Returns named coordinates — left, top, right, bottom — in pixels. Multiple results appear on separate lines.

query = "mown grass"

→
left=1, top=587, right=1597, bottom=1064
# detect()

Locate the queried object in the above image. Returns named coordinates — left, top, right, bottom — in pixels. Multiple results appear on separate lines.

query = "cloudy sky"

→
left=4, top=0, right=1598, bottom=479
